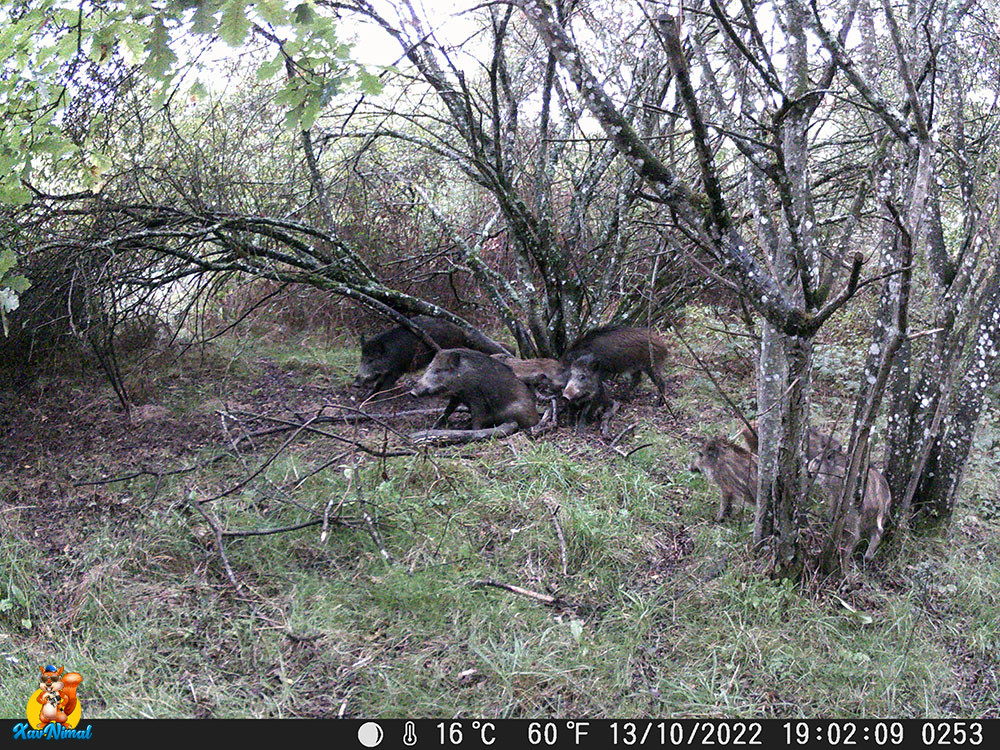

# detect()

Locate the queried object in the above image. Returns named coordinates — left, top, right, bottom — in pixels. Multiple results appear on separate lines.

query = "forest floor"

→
left=1, top=307, right=999, bottom=718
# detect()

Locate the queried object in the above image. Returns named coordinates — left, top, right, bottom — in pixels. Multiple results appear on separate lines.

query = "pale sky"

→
left=343, top=0, right=486, bottom=69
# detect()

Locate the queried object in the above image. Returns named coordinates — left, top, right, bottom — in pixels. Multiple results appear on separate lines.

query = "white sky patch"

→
left=348, top=0, right=485, bottom=69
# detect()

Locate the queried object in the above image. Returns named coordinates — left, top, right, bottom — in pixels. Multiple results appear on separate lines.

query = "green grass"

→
left=2, top=321, right=998, bottom=719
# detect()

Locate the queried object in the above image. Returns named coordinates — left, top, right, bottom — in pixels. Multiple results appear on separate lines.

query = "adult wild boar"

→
left=353, top=315, right=505, bottom=396
left=561, top=326, right=670, bottom=406
left=410, top=348, right=540, bottom=430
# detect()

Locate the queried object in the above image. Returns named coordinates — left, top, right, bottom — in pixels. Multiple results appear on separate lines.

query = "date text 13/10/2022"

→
left=410, top=720, right=989, bottom=748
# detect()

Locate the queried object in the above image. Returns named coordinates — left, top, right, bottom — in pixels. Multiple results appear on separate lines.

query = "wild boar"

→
left=561, top=326, right=670, bottom=406
left=807, top=448, right=891, bottom=561
left=490, top=354, right=567, bottom=399
left=689, top=436, right=758, bottom=522
left=353, top=315, right=505, bottom=396
left=739, top=420, right=889, bottom=560
left=410, top=348, right=540, bottom=430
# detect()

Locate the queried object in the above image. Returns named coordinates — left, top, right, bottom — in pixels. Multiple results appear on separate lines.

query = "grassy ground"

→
left=1, top=313, right=998, bottom=718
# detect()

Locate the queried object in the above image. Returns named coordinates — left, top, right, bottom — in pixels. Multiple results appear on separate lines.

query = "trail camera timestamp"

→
left=784, top=721, right=984, bottom=746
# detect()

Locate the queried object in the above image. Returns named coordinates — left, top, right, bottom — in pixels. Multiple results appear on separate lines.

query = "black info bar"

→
left=8, top=718, right=991, bottom=746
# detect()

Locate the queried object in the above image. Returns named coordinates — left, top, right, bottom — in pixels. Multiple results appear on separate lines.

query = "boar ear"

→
left=445, top=350, right=462, bottom=367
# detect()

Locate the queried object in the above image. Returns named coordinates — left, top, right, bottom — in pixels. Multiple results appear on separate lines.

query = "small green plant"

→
left=0, top=534, right=36, bottom=631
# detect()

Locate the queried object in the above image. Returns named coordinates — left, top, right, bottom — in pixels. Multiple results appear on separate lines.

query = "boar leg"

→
left=645, top=366, right=667, bottom=406
left=624, top=371, right=642, bottom=398
left=839, top=509, right=861, bottom=562
left=862, top=515, right=886, bottom=561
left=467, top=401, right=489, bottom=430
left=862, top=534, right=883, bottom=561
left=716, top=492, right=734, bottom=522
left=370, top=372, right=397, bottom=398
left=433, top=397, right=462, bottom=429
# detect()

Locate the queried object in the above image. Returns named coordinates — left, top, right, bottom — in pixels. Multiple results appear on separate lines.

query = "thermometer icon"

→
left=403, top=721, right=418, bottom=746
left=403, top=721, right=417, bottom=747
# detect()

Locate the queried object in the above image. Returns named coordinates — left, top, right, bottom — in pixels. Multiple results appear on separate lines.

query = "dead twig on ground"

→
left=73, top=455, right=227, bottom=487
left=355, top=469, right=394, bottom=566
left=221, top=410, right=416, bottom=458
left=322, top=465, right=355, bottom=542
left=319, top=404, right=443, bottom=424
left=188, top=495, right=242, bottom=590
left=220, top=517, right=359, bottom=537
left=409, top=421, right=520, bottom=445
left=470, top=579, right=586, bottom=613
left=543, top=496, right=569, bottom=576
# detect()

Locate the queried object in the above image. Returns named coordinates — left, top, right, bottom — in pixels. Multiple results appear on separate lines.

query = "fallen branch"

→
left=318, top=406, right=444, bottom=424
left=73, top=454, right=227, bottom=487
left=221, top=518, right=358, bottom=537
left=221, top=411, right=416, bottom=459
left=409, top=421, right=520, bottom=445
left=356, top=473, right=394, bottom=567
left=616, top=443, right=655, bottom=460
left=470, top=579, right=585, bottom=613
left=188, top=495, right=241, bottom=590
left=609, top=422, right=638, bottom=449
left=543, top=497, right=569, bottom=577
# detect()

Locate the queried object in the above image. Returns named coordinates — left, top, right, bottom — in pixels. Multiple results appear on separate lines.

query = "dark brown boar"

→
left=561, top=326, right=670, bottom=406
left=689, top=437, right=758, bottom=522
left=410, top=348, right=540, bottom=430
left=556, top=354, right=613, bottom=427
left=353, top=315, right=505, bottom=396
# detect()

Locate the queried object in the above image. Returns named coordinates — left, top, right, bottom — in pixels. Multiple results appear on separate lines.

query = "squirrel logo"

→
left=26, top=665, right=83, bottom=730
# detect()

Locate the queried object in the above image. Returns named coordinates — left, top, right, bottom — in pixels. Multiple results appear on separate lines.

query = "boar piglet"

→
left=410, top=348, right=540, bottom=430
left=491, top=354, right=567, bottom=399
left=739, top=420, right=890, bottom=560
left=806, top=448, right=891, bottom=561
left=689, top=437, right=758, bottom=522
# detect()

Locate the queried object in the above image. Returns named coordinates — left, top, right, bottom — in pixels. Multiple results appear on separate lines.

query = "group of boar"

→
left=690, top=425, right=890, bottom=561
left=353, top=316, right=669, bottom=430
left=352, top=315, right=889, bottom=561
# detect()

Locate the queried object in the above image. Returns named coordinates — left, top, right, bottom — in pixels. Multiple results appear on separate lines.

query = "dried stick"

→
left=408, top=421, right=520, bottom=445
left=221, top=518, right=358, bottom=538
left=544, top=497, right=569, bottom=577
left=188, top=496, right=241, bottom=590
left=322, top=466, right=355, bottom=543
left=356, top=474, right=393, bottom=566
left=470, top=579, right=584, bottom=612
left=73, top=455, right=227, bottom=487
